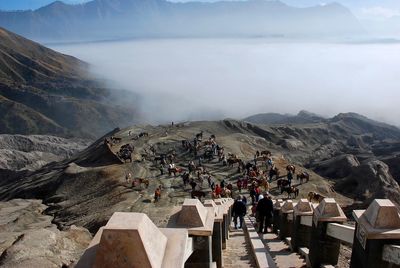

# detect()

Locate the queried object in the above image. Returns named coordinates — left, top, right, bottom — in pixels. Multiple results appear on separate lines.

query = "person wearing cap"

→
left=256, top=193, right=273, bottom=233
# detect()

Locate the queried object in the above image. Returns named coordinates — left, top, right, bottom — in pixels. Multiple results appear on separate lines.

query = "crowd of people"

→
left=138, top=127, right=305, bottom=205
left=232, top=192, right=274, bottom=233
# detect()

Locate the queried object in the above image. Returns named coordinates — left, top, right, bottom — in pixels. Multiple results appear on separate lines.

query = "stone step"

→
left=261, top=233, right=306, bottom=268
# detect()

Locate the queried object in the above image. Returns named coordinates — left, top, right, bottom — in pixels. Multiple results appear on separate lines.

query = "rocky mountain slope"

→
left=0, top=120, right=352, bottom=232
left=0, top=114, right=399, bottom=266
left=0, top=0, right=363, bottom=41
left=0, top=134, right=91, bottom=171
left=244, top=112, right=400, bottom=203
left=2, top=112, right=400, bottom=233
left=0, top=199, right=91, bottom=267
left=244, top=110, right=325, bottom=125
left=0, top=27, right=139, bottom=138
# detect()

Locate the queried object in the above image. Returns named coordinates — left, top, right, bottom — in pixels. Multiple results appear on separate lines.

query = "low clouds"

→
left=51, top=38, right=400, bottom=126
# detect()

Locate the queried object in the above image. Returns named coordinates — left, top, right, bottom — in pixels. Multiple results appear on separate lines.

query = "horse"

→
left=154, top=155, right=166, bottom=164
left=277, top=179, right=290, bottom=189
left=228, top=158, right=241, bottom=167
left=297, top=172, right=310, bottom=184
left=203, top=140, right=214, bottom=146
left=139, top=132, right=149, bottom=137
left=228, top=153, right=238, bottom=159
left=132, top=178, right=150, bottom=188
left=269, top=168, right=280, bottom=181
left=191, top=190, right=206, bottom=201
left=111, top=136, right=122, bottom=143
left=221, top=188, right=232, bottom=198
left=203, top=151, right=214, bottom=161
left=286, top=165, right=296, bottom=174
left=168, top=167, right=183, bottom=176
left=260, top=179, right=270, bottom=192
left=281, top=186, right=299, bottom=198
left=196, top=131, right=203, bottom=141
left=260, top=150, right=271, bottom=156
left=308, top=191, right=326, bottom=203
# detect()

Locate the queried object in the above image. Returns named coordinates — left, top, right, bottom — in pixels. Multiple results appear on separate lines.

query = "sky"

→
left=0, top=0, right=87, bottom=10
left=0, top=0, right=400, bottom=21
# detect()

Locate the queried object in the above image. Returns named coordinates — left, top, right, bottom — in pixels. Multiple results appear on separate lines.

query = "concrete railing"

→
left=76, top=197, right=234, bottom=268
left=270, top=198, right=400, bottom=268
left=245, top=216, right=277, bottom=268
left=326, top=223, right=355, bottom=245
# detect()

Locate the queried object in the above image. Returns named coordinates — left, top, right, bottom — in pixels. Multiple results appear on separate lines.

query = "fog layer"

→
left=51, top=39, right=400, bottom=125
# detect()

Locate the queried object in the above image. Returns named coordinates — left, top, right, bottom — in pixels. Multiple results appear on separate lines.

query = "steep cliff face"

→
left=0, top=134, right=91, bottom=171
left=335, top=160, right=400, bottom=206
left=0, top=199, right=92, bottom=267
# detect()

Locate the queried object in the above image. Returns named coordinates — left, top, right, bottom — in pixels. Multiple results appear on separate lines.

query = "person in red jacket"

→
left=215, top=184, right=222, bottom=198
left=154, top=188, right=161, bottom=202
left=255, top=186, right=261, bottom=201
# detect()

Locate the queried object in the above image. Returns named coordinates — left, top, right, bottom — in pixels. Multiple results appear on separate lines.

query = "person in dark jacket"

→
left=232, top=196, right=247, bottom=229
left=250, top=187, right=256, bottom=205
left=287, top=171, right=293, bottom=187
left=256, top=194, right=274, bottom=233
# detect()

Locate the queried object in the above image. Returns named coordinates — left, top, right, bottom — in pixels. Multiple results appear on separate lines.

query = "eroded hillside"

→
left=0, top=27, right=139, bottom=138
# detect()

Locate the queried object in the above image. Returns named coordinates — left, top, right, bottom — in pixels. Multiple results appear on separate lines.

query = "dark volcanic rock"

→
left=0, top=199, right=91, bottom=268
left=0, top=134, right=91, bottom=171
left=311, top=154, right=360, bottom=179
left=381, top=155, right=400, bottom=184
left=335, top=160, right=400, bottom=206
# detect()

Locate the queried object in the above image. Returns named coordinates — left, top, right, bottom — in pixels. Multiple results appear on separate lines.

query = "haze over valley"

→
left=51, top=38, right=400, bottom=125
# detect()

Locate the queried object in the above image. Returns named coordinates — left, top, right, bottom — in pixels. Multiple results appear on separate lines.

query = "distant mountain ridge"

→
left=244, top=110, right=326, bottom=124
left=0, top=0, right=364, bottom=41
left=0, top=27, right=138, bottom=138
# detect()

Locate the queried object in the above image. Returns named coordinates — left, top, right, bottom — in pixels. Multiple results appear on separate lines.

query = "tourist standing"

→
left=256, top=194, right=273, bottom=233
left=232, top=196, right=247, bottom=229
left=287, top=171, right=293, bottom=187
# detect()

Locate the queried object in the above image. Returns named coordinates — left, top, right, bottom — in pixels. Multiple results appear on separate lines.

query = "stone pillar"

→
left=76, top=212, right=192, bottom=268
left=204, top=200, right=224, bottom=268
left=273, top=199, right=283, bottom=234
left=214, top=199, right=228, bottom=248
left=292, top=199, right=313, bottom=252
left=222, top=198, right=234, bottom=240
left=308, top=198, right=347, bottom=268
left=350, top=199, right=400, bottom=268
left=172, top=199, right=215, bottom=268
left=186, top=236, right=212, bottom=266
left=211, top=222, right=222, bottom=268
left=279, top=200, right=294, bottom=240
